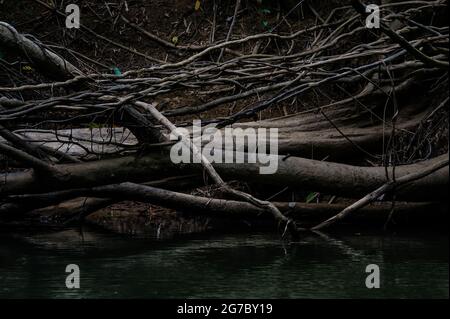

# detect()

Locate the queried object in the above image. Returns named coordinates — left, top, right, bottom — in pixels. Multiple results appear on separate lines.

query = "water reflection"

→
left=0, top=229, right=448, bottom=298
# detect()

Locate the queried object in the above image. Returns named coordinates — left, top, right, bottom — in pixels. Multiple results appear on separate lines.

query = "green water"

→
left=0, top=229, right=448, bottom=298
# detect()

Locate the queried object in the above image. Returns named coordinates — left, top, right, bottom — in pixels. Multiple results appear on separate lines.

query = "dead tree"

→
left=0, top=0, right=448, bottom=236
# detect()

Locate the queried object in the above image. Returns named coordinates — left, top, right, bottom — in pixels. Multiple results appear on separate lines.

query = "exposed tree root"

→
left=0, top=0, right=448, bottom=236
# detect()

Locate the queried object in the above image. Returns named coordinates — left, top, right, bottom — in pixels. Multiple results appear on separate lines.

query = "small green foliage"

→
left=22, top=65, right=33, bottom=72
left=306, top=192, right=319, bottom=203
left=112, top=67, right=122, bottom=76
left=88, top=122, right=104, bottom=129
left=258, top=3, right=271, bottom=29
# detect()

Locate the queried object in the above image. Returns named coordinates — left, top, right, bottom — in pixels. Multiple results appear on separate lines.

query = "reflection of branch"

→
left=312, top=155, right=449, bottom=230
left=313, top=230, right=363, bottom=261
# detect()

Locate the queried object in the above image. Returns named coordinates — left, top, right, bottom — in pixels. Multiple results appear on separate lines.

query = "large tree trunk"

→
left=1, top=151, right=447, bottom=201
left=0, top=0, right=448, bottom=233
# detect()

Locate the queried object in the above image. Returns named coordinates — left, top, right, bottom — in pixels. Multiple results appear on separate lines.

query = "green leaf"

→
left=306, top=192, right=318, bottom=203
left=261, top=8, right=271, bottom=14
left=113, top=67, right=122, bottom=76
left=262, top=20, right=269, bottom=28
left=88, top=122, right=103, bottom=129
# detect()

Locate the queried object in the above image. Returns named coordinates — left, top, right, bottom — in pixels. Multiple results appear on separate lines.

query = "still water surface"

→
left=0, top=229, right=448, bottom=298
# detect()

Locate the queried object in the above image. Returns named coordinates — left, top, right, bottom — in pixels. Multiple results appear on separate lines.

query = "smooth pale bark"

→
left=1, top=151, right=447, bottom=201
left=312, top=156, right=449, bottom=230
left=5, top=106, right=423, bottom=162
left=134, top=100, right=299, bottom=237
left=2, top=128, right=138, bottom=157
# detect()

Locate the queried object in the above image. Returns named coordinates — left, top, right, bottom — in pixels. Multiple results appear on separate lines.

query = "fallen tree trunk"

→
left=78, top=200, right=447, bottom=238
left=0, top=0, right=448, bottom=234
left=133, top=101, right=299, bottom=237
left=0, top=22, right=81, bottom=79
left=6, top=182, right=447, bottom=227
left=1, top=151, right=447, bottom=201
left=312, top=155, right=449, bottom=230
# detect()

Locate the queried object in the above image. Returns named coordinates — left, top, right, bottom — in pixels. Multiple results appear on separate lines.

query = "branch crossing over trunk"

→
left=133, top=101, right=300, bottom=239
left=312, top=155, right=449, bottom=230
